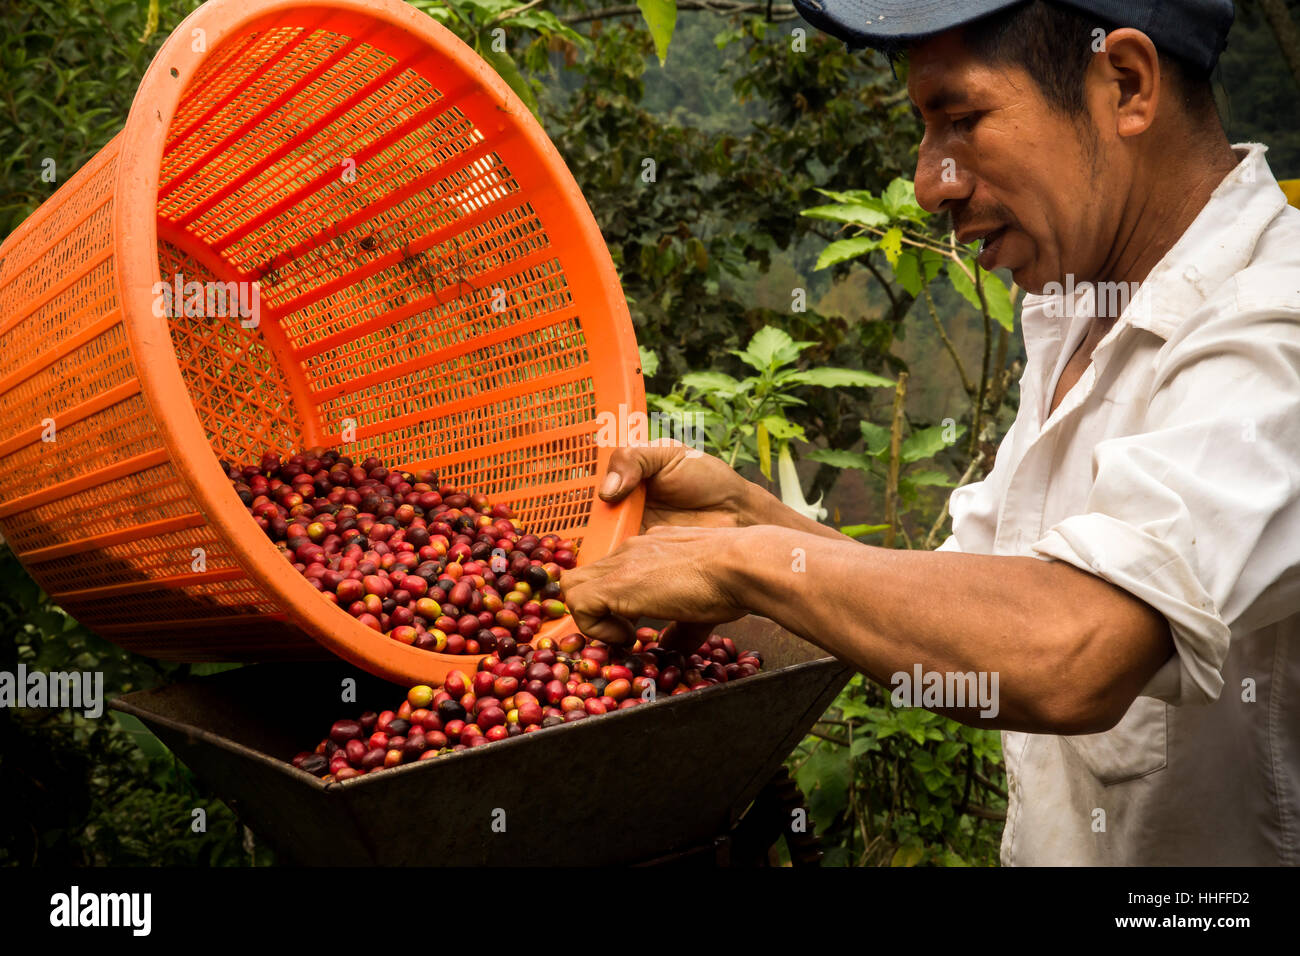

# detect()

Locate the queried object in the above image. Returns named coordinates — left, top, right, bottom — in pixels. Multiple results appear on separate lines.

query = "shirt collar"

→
left=1021, top=143, right=1288, bottom=348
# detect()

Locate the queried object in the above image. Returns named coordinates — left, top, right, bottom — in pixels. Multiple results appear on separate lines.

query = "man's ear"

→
left=892, top=54, right=910, bottom=84
left=1090, top=28, right=1160, bottom=139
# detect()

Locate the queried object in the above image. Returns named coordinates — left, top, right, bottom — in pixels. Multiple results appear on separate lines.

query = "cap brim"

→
left=792, top=0, right=1026, bottom=51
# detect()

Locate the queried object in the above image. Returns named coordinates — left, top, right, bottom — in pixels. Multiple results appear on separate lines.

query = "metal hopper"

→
left=111, top=616, right=850, bottom=865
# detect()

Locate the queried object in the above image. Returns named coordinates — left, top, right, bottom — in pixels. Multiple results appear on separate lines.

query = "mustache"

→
left=949, top=203, right=1019, bottom=236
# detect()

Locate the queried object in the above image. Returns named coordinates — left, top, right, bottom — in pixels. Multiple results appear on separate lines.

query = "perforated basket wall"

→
left=0, top=0, right=644, bottom=686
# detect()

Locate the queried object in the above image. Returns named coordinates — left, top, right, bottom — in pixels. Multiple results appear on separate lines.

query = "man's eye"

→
left=952, top=113, right=980, bottom=133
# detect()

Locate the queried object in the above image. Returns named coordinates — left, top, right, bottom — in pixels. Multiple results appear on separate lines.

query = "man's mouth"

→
left=975, top=225, right=1009, bottom=269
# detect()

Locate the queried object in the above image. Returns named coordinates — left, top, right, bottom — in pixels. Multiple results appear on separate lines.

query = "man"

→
left=563, top=0, right=1300, bottom=865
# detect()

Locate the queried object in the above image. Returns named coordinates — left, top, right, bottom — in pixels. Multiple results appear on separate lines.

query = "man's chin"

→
left=993, top=241, right=1046, bottom=295
left=1010, top=264, right=1053, bottom=297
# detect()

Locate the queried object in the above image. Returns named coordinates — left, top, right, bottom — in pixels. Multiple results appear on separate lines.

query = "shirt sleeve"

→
left=1030, top=295, right=1300, bottom=706
left=941, top=417, right=1024, bottom=556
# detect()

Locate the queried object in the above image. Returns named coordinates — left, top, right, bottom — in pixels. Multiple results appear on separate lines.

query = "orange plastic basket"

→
left=0, top=0, right=645, bottom=687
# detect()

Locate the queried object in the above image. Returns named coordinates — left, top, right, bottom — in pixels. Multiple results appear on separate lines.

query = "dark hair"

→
left=949, top=1, right=1219, bottom=122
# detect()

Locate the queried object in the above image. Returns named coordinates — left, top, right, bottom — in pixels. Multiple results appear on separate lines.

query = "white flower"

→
left=777, top=442, right=827, bottom=523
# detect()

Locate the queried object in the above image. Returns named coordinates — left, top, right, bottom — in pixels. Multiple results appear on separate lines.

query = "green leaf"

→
left=904, top=469, right=954, bottom=487
left=483, top=4, right=588, bottom=46
left=860, top=420, right=891, bottom=457
left=478, top=46, right=538, bottom=115
left=882, top=178, right=911, bottom=212
left=981, top=270, right=1015, bottom=331
left=800, top=203, right=891, bottom=227
left=815, top=187, right=885, bottom=207
left=756, top=421, right=772, bottom=480
left=841, top=522, right=891, bottom=538
left=453, top=0, right=514, bottom=16
left=795, top=746, right=852, bottom=836
left=680, top=371, right=744, bottom=396
left=882, top=178, right=927, bottom=221
left=759, top=416, right=805, bottom=441
left=900, top=424, right=964, bottom=463
left=821, top=845, right=852, bottom=867
left=637, top=346, right=659, bottom=378
left=636, top=0, right=677, bottom=66
left=937, top=740, right=965, bottom=762
left=892, top=249, right=922, bottom=296
left=807, top=449, right=873, bottom=471
left=814, top=236, right=878, bottom=270
left=783, top=367, right=895, bottom=389
left=111, top=712, right=172, bottom=764
left=812, top=188, right=892, bottom=220
left=879, top=226, right=903, bottom=266
left=891, top=843, right=926, bottom=867
left=893, top=248, right=944, bottom=296
left=946, top=258, right=983, bottom=312
left=744, top=325, right=814, bottom=369
left=713, top=27, right=742, bottom=50
left=850, top=735, right=880, bottom=757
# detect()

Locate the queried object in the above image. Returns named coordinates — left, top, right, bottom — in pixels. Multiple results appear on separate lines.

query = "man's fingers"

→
left=558, top=564, right=592, bottom=590
left=658, top=620, right=714, bottom=653
left=597, top=439, right=688, bottom=502
left=597, top=449, right=640, bottom=501
left=569, top=604, right=636, bottom=646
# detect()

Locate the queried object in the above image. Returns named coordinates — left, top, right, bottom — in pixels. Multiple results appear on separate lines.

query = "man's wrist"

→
left=738, top=481, right=781, bottom=528
left=717, top=524, right=800, bottom=623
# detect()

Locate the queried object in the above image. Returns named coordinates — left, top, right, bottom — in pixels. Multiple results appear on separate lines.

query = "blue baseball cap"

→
left=791, top=0, right=1234, bottom=73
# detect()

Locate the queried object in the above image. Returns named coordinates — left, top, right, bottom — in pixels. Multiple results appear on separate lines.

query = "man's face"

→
left=907, top=31, right=1120, bottom=294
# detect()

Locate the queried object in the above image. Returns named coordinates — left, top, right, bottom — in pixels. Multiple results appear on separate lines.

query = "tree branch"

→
left=883, top=371, right=908, bottom=549
left=963, top=803, right=1006, bottom=822
left=563, top=2, right=800, bottom=25
left=491, top=0, right=549, bottom=26
left=1257, top=0, right=1300, bottom=89
left=985, top=323, right=1010, bottom=413
left=975, top=769, right=1008, bottom=801
left=808, top=728, right=850, bottom=747
left=922, top=449, right=986, bottom=549
left=923, top=282, right=973, bottom=397
left=969, top=268, right=992, bottom=459
left=861, top=254, right=899, bottom=318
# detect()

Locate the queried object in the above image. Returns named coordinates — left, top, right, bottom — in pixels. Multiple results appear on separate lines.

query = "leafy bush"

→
left=793, top=676, right=1006, bottom=867
left=0, top=0, right=205, bottom=237
left=0, top=545, right=261, bottom=866
left=3, top=0, right=1292, bottom=868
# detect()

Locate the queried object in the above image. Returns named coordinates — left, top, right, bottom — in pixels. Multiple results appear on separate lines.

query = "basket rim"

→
left=112, top=0, right=646, bottom=684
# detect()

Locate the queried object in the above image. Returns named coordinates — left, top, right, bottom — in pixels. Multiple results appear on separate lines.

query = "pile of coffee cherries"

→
left=291, top=626, right=765, bottom=781
left=226, top=447, right=577, bottom=654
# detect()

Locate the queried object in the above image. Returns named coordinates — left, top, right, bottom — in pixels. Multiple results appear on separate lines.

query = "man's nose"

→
left=913, top=136, right=973, bottom=215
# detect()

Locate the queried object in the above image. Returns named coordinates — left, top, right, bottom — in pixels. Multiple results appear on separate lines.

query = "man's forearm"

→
left=720, top=525, right=1173, bottom=734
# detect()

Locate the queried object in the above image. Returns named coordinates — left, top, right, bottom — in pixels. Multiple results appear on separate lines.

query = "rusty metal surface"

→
left=111, top=616, right=850, bottom=865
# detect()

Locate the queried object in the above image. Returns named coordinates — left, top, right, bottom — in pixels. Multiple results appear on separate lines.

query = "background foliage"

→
left=0, top=548, right=260, bottom=866
left=0, top=0, right=1294, bottom=866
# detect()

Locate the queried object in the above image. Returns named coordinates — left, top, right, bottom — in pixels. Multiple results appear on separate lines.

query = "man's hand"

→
left=562, top=525, right=748, bottom=646
left=598, top=440, right=758, bottom=532
left=598, top=439, right=850, bottom=543
left=582, top=440, right=868, bottom=647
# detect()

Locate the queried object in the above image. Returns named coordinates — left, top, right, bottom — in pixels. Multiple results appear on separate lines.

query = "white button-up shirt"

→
left=939, top=143, right=1300, bottom=865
